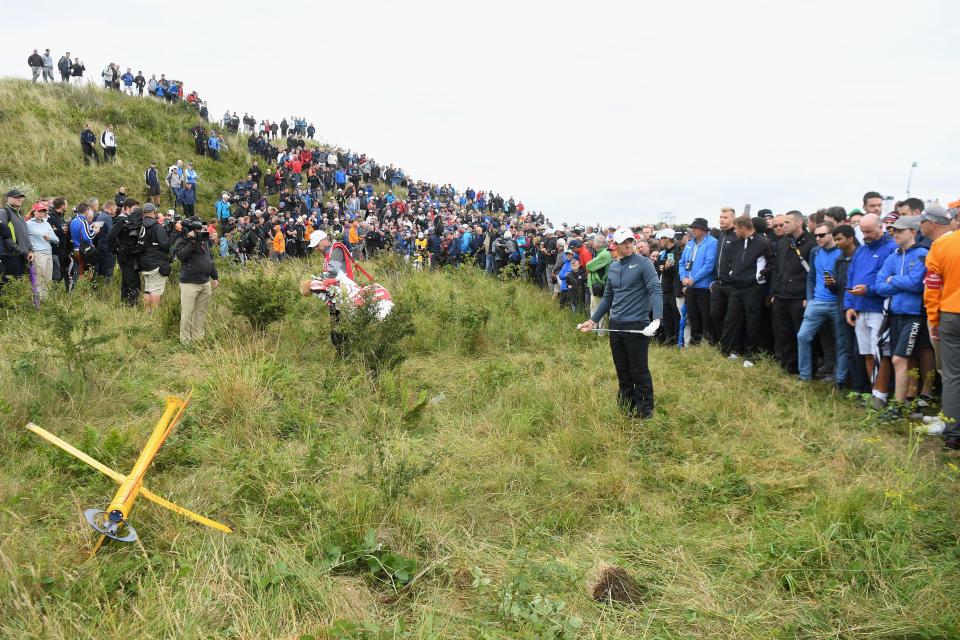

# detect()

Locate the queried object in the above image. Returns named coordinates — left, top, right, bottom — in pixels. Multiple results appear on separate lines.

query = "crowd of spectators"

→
left=8, top=48, right=960, bottom=450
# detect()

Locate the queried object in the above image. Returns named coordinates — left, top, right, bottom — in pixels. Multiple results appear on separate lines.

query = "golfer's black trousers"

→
left=609, top=321, right=654, bottom=418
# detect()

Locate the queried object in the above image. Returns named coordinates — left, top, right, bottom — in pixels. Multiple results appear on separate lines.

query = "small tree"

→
left=226, top=267, right=297, bottom=331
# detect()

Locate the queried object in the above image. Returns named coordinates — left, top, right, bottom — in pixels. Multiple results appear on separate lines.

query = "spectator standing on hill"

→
left=138, top=204, right=169, bottom=312
left=208, top=131, right=222, bottom=161
left=106, top=198, right=143, bottom=306
left=71, top=58, right=85, bottom=84
left=578, top=227, right=663, bottom=419
left=134, top=71, right=145, bottom=95
left=121, top=68, right=135, bottom=95
left=27, top=49, right=43, bottom=82
left=828, top=224, right=870, bottom=393
left=720, top=216, right=773, bottom=364
left=844, top=212, right=897, bottom=409
left=875, top=216, right=928, bottom=411
left=46, top=197, right=71, bottom=286
left=40, top=49, right=54, bottom=82
left=679, top=217, right=717, bottom=345
left=100, top=124, right=117, bottom=162
left=0, top=190, right=32, bottom=279
left=144, top=161, right=161, bottom=205
left=166, top=161, right=184, bottom=209
left=711, top=207, right=738, bottom=345
left=923, top=208, right=960, bottom=447
left=93, top=201, right=116, bottom=283
left=174, top=227, right=219, bottom=345
left=771, top=210, right=814, bottom=374
left=80, top=124, right=99, bottom=165
left=796, top=220, right=846, bottom=385
left=26, top=205, right=56, bottom=299
left=57, top=51, right=71, bottom=82
left=178, top=182, right=196, bottom=217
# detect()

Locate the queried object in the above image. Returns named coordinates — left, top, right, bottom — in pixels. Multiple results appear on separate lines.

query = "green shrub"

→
left=225, top=265, right=297, bottom=331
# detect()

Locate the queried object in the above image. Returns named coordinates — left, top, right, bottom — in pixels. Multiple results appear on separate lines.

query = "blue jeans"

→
left=485, top=253, right=494, bottom=274
left=797, top=300, right=847, bottom=383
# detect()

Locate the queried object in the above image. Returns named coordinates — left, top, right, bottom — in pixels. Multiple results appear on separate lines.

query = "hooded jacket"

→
left=874, top=243, right=927, bottom=316
left=843, top=234, right=897, bottom=312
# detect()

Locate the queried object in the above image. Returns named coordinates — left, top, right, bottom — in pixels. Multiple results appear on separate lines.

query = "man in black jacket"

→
left=47, top=197, right=72, bottom=287
left=175, top=225, right=219, bottom=345
left=138, top=204, right=169, bottom=311
left=710, top=207, right=738, bottom=347
left=80, top=124, right=99, bottom=165
left=771, top=210, right=815, bottom=374
left=57, top=52, right=71, bottom=82
left=28, top=50, right=43, bottom=81
left=107, top=199, right=143, bottom=306
left=720, top=216, right=774, bottom=363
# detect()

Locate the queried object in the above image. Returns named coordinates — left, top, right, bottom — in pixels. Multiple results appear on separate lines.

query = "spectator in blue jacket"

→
left=843, top=213, right=897, bottom=408
left=208, top=132, right=221, bottom=161
left=121, top=68, right=134, bottom=95
left=178, top=182, right=196, bottom=217
left=215, top=193, right=232, bottom=226
left=874, top=216, right=929, bottom=406
left=797, top=221, right=846, bottom=385
left=679, top=218, right=718, bottom=344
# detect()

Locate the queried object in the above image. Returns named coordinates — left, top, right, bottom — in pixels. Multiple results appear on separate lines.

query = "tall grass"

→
left=0, top=80, right=958, bottom=639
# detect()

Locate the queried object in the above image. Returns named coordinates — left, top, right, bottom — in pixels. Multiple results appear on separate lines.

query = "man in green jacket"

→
left=586, top=235, right=612, bottom=334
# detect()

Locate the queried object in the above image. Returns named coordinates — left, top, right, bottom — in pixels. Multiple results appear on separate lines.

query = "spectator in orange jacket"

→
left=270, top=224, right=285, bottom=261
left=922, top=207, right=959, bottom=446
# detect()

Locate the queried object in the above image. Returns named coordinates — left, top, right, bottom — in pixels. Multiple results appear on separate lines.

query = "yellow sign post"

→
left=25, top=392, right=232, bottom=555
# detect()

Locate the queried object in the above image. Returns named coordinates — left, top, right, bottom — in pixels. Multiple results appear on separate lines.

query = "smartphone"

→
left=744, top=203, right=752, bottom=216
left=823, top=270, right=832, bottom=278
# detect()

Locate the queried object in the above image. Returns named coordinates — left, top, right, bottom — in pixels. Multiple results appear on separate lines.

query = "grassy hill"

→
left=0, top=79, right=254, bottom=210
left=1, top=81, right=959, bottom=639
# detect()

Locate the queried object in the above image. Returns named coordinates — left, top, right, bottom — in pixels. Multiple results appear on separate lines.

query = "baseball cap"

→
left=143, top=203, right=156, bottom=213
left=6, top=189, right=25, bottom=198
left=920, top=206, right=950, bottom=225
left=890, top=216, right=920, bottom=230
left=655, top=228, right=676, bottom=240
left=612, top=227, right=634, bottom=244
left=308, top=230, right=328, bottom=248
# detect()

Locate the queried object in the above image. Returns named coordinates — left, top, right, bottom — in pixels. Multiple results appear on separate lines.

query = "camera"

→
left=183, top=218, right=210, bottom=241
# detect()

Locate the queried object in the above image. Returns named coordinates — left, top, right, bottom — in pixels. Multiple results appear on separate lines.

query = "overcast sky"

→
left=4, top=0, right=958, bottom=227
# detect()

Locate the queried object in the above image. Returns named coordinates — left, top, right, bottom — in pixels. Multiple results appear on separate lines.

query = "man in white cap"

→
left=578, top=227, right=663, bottom=419
left=654, top=228, right=681, bottom=344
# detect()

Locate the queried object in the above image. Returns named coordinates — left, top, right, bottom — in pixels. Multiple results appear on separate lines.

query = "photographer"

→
left=175, top=219, right=219, bottom=345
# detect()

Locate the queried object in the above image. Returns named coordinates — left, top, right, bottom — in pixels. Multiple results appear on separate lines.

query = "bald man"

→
left=843, top=213, right=897, bottom=408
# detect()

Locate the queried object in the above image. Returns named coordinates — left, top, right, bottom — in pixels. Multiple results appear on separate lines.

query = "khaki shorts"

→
left=142, top=267, right=167, bottom=295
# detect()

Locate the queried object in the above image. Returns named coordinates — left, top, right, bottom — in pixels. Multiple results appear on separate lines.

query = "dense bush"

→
left=226, top=265, right=297, bottom=331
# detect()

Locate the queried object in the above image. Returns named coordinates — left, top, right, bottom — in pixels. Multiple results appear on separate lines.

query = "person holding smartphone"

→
left=796, top=221, right=847, bottom=385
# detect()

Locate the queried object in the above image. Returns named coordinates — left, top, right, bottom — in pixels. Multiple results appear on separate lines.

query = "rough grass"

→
left=0, top=81, right=959, bottom=640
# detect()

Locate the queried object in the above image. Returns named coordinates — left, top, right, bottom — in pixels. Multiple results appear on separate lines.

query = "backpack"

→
left=113, top=210, right=145, bottom=255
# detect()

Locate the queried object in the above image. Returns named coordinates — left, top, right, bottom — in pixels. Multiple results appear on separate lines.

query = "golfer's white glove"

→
left=640, top=319, right=660, bottom=337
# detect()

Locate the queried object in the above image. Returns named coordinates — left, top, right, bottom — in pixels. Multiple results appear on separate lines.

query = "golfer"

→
left=578, top=227, right=662, bottom=418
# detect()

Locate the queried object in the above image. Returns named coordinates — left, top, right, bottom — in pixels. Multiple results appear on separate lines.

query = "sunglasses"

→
left=773, top=224, right=785, bottom=229
left=815, top=232, right=829, bottom=238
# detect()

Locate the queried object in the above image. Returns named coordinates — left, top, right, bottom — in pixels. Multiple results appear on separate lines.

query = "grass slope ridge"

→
left=0, top=79, right=252, bottom=209
left=0, top=80, right=958, bottom=639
